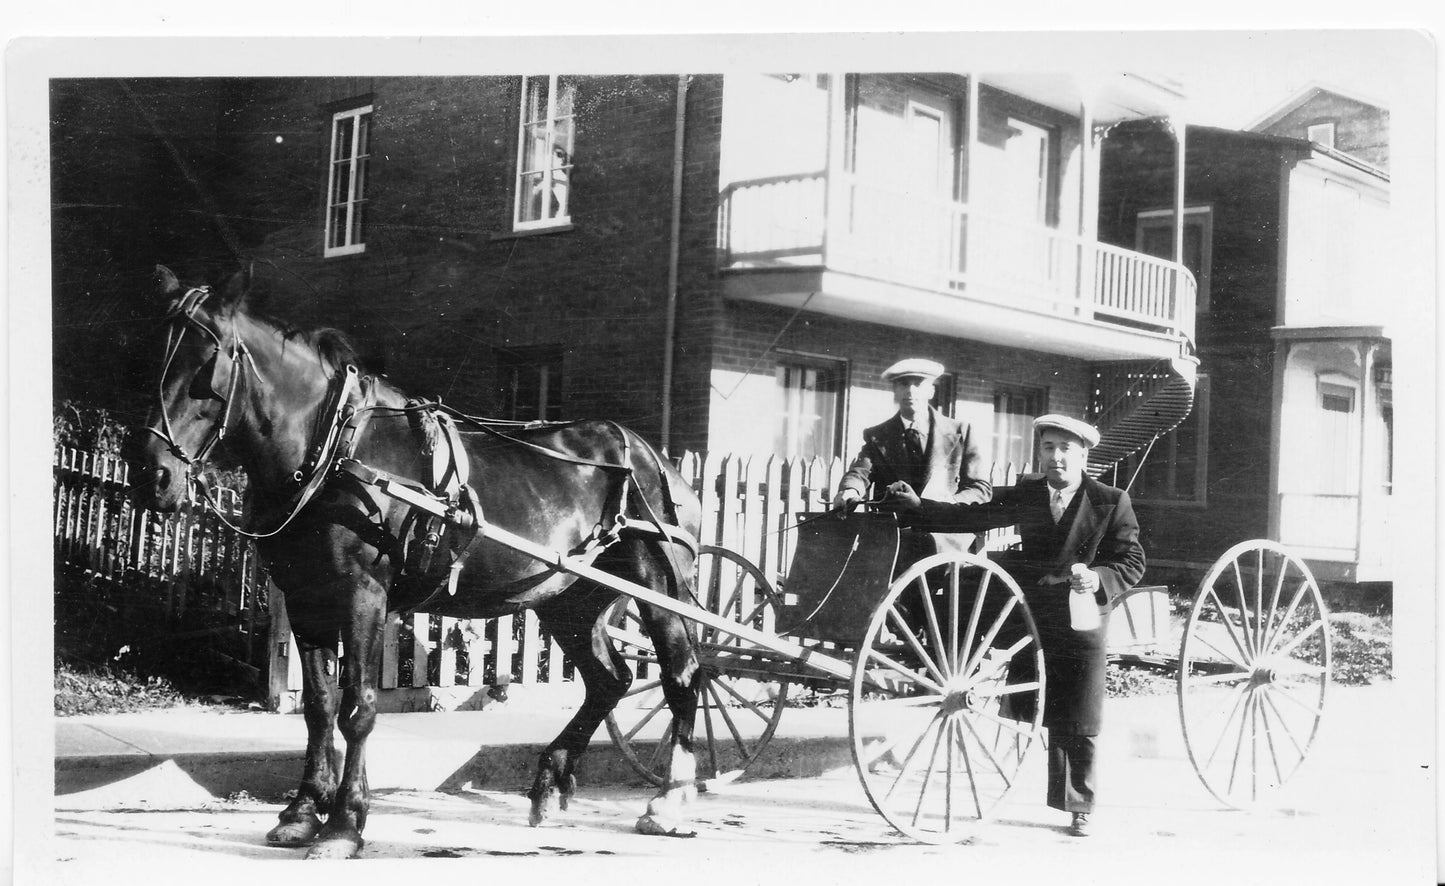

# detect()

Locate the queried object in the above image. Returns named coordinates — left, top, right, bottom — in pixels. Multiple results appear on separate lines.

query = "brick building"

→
left=52, top=72, right=1197, bottom=495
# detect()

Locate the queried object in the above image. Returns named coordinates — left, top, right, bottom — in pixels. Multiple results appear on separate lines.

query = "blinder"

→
left=189, top=348, right=234, bottom=402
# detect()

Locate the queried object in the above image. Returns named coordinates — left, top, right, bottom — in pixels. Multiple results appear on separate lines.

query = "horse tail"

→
left=609, top=425, right=701, bottom=602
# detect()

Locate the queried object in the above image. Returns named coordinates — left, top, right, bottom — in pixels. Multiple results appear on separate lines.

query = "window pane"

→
left=992, top=386, right=1043, bottom=469
left=329, top=160, right=351, bottom=207
left=354, top=113, right=370, bottom=156
left=524, top=77, right=549, bottom=125
left=518, top=170, right=546, bottom=223
left=329, top=204, right=348, bottom=249
left=775, top=360, right=842, bottom=460
left=349, top=200, right=366, bottom=249
left=333, top=116, right=354, bottom=162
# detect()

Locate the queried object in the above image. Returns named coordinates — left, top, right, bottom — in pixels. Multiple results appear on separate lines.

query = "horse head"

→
left=133, top=264, right=258, bottom=511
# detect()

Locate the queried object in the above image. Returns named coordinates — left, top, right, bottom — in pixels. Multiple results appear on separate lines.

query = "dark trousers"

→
left=1046, top=733, right=1097, bottom=813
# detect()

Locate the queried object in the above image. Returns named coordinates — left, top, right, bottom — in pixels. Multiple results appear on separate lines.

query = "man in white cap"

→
left=835, top=359, right=991, bottom=554
left=881, top=413, right=1145, bottom=838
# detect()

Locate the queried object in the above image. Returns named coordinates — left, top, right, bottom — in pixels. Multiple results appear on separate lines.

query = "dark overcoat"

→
left=902, top=475, right=1145, bottom=735
left=837, top=408, right=991, bottom=505
left=838, top=408, right=992, bottom=560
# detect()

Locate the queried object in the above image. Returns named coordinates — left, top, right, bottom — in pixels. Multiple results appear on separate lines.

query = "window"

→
left=514, top=75, right=576, bottom=229
left=498, top=345, right=563, bottom=422
left=1320, top=381, right=1356, bottom=413
left=1136, top=206, right=1213, bottom=313
left=1306, top=121, right=1337, bottom=149
left=775, top=357, right=845, bottom=460
left=324, top=105, right=372, bottom=257
left=992, top=385, right=1046, bottom=470
left=1119, top=374, right=1210, bottom=504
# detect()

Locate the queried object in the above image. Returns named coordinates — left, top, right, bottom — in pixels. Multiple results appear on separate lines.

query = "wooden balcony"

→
left=719, top=172, right=1196, bottom=361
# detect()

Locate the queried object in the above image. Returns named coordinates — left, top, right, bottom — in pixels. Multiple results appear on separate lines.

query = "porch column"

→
left=1171, top=116, right=1189, bottom=325
left=1078, top=96, right=1098, bottom=317
left=1357, top=341, right=1377, bottom=565
left=823, top=72, right=849, bottom=265
left=963, top=73, right=979, bottom=281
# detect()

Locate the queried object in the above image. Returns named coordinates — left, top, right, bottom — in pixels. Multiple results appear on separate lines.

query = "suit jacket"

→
left=901, top=475, right=1145, bottom=734
left=837, top=408, right=991, bottom=505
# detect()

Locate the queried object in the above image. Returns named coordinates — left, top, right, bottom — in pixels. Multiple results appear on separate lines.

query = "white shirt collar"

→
left=1049, top=481, right=1082, bottom=509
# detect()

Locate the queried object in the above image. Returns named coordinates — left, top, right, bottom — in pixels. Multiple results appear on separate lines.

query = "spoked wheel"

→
left=604, top=544, right=790, bottom=789
left=849, top=551, right=1046, bottom=843
left=1178, top=539, right=1332, bottom=809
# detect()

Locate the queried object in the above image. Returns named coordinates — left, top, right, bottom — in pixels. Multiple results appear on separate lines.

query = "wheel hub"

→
left=940, top=674, right=980, bottom=716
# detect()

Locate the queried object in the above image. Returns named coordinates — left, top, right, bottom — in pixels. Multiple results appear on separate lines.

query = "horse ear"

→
left=154, top=265, right=182, bottom=299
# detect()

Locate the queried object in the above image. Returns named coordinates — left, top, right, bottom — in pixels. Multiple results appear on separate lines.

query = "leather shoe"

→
left=1069, top=813, right=1091, bottom=837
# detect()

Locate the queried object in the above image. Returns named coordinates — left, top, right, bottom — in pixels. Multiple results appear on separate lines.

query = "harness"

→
left=336, top=407, right=698, bottom=611
left=144, top=289, right=698, bottom=604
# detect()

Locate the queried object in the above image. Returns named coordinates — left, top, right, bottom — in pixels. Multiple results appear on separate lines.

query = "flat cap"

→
left=881, top=358, right=944, bottom=383
left=1033, top=413, right=1101, bottom=448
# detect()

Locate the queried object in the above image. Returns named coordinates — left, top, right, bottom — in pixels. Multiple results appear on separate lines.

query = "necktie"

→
left=1050, top=489, right=1064, bottom=523
left=904, top=426, right=924, bottom=464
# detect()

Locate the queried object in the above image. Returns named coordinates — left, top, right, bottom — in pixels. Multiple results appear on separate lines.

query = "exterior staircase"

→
left=1086, top=355, right=1200, bottom=479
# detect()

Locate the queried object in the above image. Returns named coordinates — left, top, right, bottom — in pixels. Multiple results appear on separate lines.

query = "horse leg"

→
left=306, top=585, right=387, bottom=860
left=632, top=601, right=702, bottom=836
left=267, top=637, right=341, bottom=846
left=596, top=536, right=703, bottom=837
left=528, top=587, right=631, bottom=827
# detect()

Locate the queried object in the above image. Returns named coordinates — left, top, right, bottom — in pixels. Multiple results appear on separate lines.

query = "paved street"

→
left=41, top=681, right=1435, bottom=885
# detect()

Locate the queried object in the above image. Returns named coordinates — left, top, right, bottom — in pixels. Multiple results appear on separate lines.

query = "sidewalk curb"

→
left=56, top=735, right=859, bottom=804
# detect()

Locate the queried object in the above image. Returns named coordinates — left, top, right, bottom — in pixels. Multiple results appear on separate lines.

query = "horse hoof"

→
left=305, top=836, right=363, bottom=860
left=528, top=788, right=562, bottom=827
left=267, top=818, right=322, bottom=846
left=634, top=813, right=696, bottom=838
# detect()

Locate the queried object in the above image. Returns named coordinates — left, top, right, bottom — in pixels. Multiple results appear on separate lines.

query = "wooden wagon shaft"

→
left=480, top=521, right=857, bottom=682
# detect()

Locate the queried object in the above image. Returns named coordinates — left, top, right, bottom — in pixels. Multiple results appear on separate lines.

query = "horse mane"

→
left=249, top=305, right=365, bottom=374
left=301, top=327, right=363, bottom=373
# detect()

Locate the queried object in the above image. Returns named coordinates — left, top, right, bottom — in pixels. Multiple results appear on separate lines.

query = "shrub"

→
left=54, top=658, right=195, bottom=716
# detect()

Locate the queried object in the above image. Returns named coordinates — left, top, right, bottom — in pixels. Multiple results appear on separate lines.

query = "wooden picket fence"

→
left=53, top=442, right=1032, bottom=710
left=52, top=445, right=269, bottom=680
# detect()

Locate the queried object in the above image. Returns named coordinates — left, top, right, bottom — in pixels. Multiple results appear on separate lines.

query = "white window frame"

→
left=513, top=75, right=575, bottom=231
left=324, top=104, right=372, bottom=258
left=1306, top=121, right=1337, bottom=149
left=774, top=354, right=847, bottom=460
left=991, top=384, right=1046, bottom=471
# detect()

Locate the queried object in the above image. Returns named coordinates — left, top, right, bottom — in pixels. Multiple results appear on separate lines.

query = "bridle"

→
left=143, top=285, right=256, bottom=470
left=141, top=284, right=360, bottom=539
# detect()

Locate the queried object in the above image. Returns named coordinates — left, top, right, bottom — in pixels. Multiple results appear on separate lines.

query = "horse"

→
left=131, top=265, right=706, bottom=858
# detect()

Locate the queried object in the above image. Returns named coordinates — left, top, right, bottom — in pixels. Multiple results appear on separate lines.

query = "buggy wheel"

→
left=849, top=551, right=1045, bottom=843
left=1179, top=539, right=1331, bottom=809
left=604, top=544, right=790, bottom=789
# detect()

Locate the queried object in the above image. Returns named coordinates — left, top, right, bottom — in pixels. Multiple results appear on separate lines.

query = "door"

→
left=902, top=96, right=957, bottom=282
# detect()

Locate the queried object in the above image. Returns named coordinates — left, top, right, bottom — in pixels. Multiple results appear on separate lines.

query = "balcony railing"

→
left=719, top=171, right=1196, bottom=341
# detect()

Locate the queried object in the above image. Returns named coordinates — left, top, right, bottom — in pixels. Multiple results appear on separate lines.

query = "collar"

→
left=1047, top=479, right=1082, bottom=502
